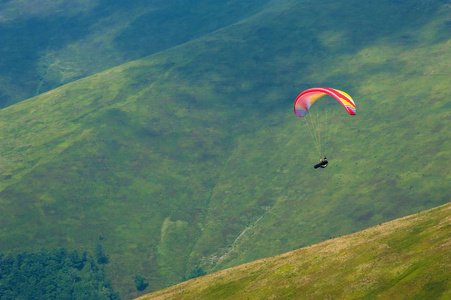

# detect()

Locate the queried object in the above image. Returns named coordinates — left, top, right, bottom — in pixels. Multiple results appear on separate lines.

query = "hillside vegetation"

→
left=0, top=248, right=119, bottom=299
left=0, top=0, right=269, bottom=107
left=0, top=0, right=450, bottom=298
left=139, top=203, right=451, bottom=299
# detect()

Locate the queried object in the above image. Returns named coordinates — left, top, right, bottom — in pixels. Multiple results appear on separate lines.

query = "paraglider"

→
left=293, top=87, right=356, bottom=168
left=314, top=157, right=328, bottom=169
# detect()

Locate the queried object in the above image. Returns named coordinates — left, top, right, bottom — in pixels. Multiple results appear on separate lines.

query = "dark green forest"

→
left=0, top=248, right=119, bottom=300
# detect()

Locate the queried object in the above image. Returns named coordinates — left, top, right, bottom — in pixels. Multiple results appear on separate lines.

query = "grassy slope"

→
left=185, top=0, right=451, bottom=271
left=0, top=0, right=450, bottom=298
left=0, top=0, right=269, bottom=108
left=139, top=203, right=451, bottom=299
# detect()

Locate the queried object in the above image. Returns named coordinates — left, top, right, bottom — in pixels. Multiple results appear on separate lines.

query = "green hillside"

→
left=0, top=0, right=450, bottom=298
left=0, top=0, right=269, bottom=107
left=138, top=203, right=451, bottom=299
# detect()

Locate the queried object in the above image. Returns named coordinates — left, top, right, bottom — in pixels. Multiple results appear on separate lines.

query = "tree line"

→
left=0, top=247, right=119, bottom=300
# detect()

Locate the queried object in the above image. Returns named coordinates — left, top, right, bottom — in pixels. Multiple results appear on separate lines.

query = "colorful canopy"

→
left=294, top=87, right=356, bottom=117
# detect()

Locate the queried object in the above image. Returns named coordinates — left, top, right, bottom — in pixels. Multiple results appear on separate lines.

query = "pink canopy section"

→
left=294, top=87, right=356, bottom=117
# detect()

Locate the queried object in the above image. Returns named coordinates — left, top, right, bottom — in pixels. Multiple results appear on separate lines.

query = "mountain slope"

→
left=138, top=203, right=451, bottom=299
left=0, top=0, right=270, bottom=107
left=182, top=0, right=451, bottom=272
left=0, top=0, right=450, bottom=298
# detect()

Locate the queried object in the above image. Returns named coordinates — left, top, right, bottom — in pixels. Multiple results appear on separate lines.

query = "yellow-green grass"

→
left=139, top=202, right=450, bottom=299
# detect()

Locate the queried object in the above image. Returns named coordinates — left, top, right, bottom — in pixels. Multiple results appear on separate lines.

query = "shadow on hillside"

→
left=113, top=0, right=271, bottom=60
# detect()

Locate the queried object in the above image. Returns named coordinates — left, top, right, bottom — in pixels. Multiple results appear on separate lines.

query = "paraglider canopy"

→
left=293, top=87, right=356, bottom=160
left=294, top=87, right=356, bottom=117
